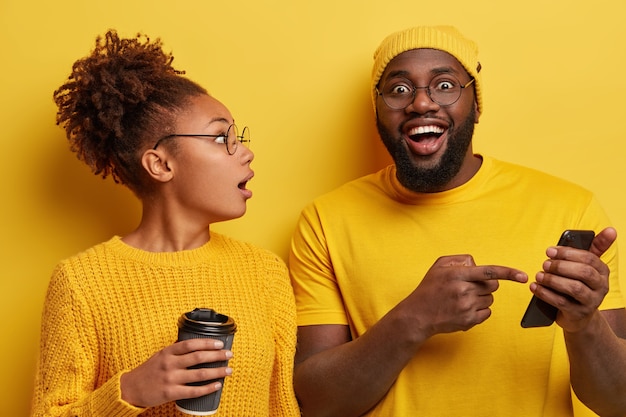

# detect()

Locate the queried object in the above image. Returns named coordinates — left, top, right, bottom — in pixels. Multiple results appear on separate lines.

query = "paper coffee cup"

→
left=175, top=308, right=236, bottom=415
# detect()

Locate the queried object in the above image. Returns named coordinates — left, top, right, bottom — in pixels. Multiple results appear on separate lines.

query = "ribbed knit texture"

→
left=31, top=233, right=300, bottom=417
left=371, top=25, right=483, bottom=113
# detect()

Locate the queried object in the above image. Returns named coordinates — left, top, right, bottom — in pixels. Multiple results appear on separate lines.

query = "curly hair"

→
left=53, top=29, right=207, bottom=195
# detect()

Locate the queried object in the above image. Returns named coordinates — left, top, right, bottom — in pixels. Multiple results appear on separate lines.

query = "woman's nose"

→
left=239, top=143, right=254, bottom=163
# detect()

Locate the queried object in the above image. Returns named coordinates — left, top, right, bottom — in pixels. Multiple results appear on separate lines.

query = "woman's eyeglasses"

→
left=152, top=124, right=250, bottom=155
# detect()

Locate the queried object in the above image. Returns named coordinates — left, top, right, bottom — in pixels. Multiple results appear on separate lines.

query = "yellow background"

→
left=2, top=0, right=625, bottom=415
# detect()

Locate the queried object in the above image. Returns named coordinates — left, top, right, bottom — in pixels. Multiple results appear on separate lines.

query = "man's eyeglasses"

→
left=377, top=74, right=475, bottom=110
left=152, top=123, right=250, bottom=155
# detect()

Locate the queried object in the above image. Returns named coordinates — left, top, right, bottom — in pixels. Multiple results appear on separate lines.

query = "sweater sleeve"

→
left=30, top=263, right=143, bottom=417
left=266, top=256, right=301, bottom=417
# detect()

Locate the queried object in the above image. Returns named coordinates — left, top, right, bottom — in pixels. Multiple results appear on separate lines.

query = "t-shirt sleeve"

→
left=585, top=196, right=625, bottom=311
left=289, top=203, right=349, bottom=326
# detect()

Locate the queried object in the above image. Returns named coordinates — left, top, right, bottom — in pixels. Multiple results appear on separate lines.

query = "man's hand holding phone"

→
left=521, top=228, right=616, bottom=331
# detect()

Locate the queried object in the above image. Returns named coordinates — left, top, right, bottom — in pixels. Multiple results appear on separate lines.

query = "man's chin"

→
left=406, top=150, right=444, bottom=170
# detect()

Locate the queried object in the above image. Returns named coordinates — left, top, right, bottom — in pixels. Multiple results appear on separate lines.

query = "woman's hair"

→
left=53, top=29, right=207, bottom=195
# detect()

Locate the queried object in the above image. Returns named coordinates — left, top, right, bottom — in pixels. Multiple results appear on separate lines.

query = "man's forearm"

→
left=295, top=314, right=426, bottom=417
left=565, top=311, right=626, bottom=416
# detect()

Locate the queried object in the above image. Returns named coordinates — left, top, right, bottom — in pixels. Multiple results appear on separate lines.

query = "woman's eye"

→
left=213, top=134, right=228, bottom=144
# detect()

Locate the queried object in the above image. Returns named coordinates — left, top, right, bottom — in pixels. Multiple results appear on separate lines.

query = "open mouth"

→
left=404, top=124, right=447, bottom=156
left=237, top=172, right=254, bottom=199
left=407, top=124, right=445, bottom=142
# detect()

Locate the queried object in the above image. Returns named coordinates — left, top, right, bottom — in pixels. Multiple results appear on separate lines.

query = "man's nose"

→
left=405, top=86, right=439, bottom=114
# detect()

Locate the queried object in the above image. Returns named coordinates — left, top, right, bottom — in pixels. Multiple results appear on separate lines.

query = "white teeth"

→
left=409, top=125, right=444, bottom=135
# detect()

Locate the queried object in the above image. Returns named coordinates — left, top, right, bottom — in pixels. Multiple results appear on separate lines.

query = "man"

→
left=289, top=26, right=626, bottom=417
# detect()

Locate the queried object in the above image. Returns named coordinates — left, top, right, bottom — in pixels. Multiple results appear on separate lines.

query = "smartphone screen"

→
left=520, top=230, right=595, bottom=328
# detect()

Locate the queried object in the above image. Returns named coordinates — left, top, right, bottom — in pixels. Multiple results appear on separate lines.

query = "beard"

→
left=377, top=107, right=476, bottom=193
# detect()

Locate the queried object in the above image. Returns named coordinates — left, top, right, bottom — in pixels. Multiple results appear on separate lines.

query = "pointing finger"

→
left=462, top=266, right=528, bottom=283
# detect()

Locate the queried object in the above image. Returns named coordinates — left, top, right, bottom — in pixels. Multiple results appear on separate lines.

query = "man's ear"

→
left=474, top=99, right=481, bottom=124
left=141, top=149, right=174, bottom=183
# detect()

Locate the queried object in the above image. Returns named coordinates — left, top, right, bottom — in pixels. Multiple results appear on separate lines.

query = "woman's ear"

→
left=141, top=149, right=174, bottom=183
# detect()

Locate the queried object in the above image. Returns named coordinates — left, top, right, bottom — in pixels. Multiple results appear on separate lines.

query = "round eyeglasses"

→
left=377, top=74, right=475, bottom=110
left=152, top=123, right=250, bottom=155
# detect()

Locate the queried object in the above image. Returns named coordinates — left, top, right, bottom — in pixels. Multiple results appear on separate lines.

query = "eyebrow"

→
left=201, top=116, right=232, bottom=130
left=384, top=66, right=463, bottom=81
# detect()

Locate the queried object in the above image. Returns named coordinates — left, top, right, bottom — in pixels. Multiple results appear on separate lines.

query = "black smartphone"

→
left=520, top=230, right=595, bottom=328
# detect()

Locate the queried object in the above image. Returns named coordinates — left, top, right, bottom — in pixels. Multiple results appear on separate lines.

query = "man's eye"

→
left=391, top=84, right=412, bottom=95
left=434, top=80, right=456, bottom=91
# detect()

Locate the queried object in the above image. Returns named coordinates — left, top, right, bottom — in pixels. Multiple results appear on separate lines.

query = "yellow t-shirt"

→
left=32, top=233, right=300, bottom=417
left=290, top=156, right=623, bottom=417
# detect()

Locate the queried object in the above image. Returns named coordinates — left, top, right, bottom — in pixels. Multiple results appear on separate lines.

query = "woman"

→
left=31, top=30, right=299, bottom=417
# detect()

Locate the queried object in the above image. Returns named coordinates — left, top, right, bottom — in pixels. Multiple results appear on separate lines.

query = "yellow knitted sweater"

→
left=31, top=233, right=300, bottom=417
